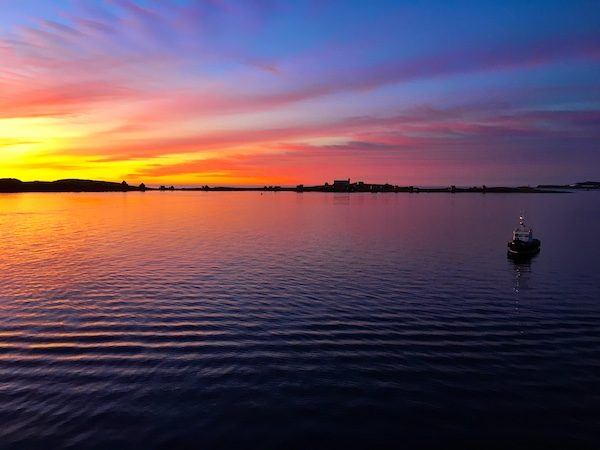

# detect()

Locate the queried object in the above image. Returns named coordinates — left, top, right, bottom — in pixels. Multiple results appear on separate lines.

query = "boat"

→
left=507, top=215, right=540, bottom=258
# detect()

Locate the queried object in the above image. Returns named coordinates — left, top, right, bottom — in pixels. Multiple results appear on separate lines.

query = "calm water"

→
left=1, top=192, right=599, bottom=448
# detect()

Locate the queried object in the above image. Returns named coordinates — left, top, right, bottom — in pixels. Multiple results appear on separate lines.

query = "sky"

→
left=0, top=0, right=599, bottom=186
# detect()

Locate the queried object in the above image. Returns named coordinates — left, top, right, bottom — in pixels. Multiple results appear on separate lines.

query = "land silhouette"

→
left=1, top=178, right=598, bottom=194
left=0, top=179, right=146, bottom=192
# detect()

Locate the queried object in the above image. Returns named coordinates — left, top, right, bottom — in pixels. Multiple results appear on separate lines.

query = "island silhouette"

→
left=1, top=178, right=598, bottom=194
left=0, top=179, right=147, bottom=192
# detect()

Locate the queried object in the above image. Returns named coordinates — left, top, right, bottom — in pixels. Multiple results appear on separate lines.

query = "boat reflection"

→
left=511, top=256, right=536, bottom=294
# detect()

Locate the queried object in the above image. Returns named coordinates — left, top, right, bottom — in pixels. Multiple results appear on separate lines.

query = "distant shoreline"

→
left=1, top=178, right=598, bottom=194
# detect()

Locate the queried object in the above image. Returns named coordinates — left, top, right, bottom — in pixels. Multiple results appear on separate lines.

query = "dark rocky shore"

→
left=2, top=178, right=597, bottom=194
left=0, top=179, right=147, bottom=193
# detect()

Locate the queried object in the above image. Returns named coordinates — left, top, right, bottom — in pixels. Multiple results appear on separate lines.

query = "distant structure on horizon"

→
left=333, top=179, right=351, bottom=191
left=316, top=178, right=398, bottom=193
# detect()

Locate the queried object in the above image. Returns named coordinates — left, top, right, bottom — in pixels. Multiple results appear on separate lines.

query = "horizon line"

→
left=2, top=177, right=598, bottom=190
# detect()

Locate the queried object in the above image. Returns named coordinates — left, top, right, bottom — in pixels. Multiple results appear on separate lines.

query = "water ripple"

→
left=1, top=192, right=599, bottom=448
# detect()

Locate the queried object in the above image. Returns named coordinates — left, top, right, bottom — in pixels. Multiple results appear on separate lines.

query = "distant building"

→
left=576, top=182, right=600, bottom=189
left=333, top=179, right=351, bottom=191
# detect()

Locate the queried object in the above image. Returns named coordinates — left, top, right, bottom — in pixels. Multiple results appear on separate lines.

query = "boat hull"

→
left=507, top=238, right=541, bottom=258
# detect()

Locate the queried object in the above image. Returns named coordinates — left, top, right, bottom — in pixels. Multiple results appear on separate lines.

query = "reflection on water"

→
left=0, top=192, right=600, bottom=448
left=509, top=257, right=536, bottom=337
left=511, top=257, right=535, bottom=294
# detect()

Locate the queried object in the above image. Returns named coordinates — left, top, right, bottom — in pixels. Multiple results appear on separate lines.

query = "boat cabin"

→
left=513, top=216, right=533, bottom=243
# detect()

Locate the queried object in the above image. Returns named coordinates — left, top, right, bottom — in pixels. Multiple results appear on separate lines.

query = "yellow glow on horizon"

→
left=1, top=112, right=302, bottom=186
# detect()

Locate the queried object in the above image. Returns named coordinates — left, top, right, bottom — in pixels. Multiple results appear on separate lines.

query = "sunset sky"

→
left=1, top=0, right=599, bottom=186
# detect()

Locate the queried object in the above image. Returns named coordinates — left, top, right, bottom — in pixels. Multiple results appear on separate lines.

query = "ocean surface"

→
left=1, top=191, right=599, bottom=449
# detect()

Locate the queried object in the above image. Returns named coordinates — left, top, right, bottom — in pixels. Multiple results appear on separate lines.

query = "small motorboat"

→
left=507, top=215, right=540, bottom=258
